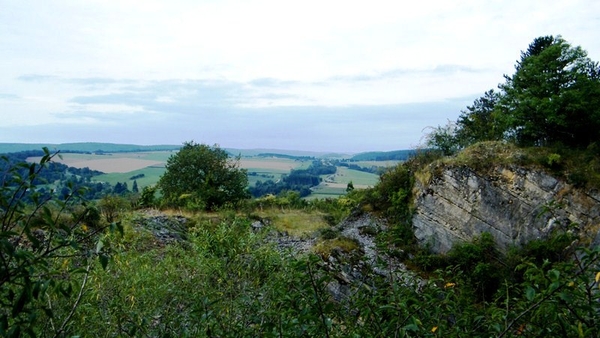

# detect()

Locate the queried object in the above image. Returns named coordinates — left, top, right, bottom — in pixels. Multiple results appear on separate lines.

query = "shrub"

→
left=0, top=149, right=118, bottom=336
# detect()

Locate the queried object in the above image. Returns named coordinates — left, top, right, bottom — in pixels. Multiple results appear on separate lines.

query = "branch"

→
left=53, top=262, right=91, bottom=338
left=306, top=260, right=330, bottom=338
left=497, top=252, right=600, bottom=338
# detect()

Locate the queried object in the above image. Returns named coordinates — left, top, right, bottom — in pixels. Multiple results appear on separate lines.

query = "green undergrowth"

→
left=5, top=146, right=600, bottom=336
left=54, top=212, right=600, bottom=337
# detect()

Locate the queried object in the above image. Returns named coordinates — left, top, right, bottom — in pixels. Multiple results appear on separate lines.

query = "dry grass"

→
left=142, top=208, right=330, bottom=238
left=256, top=209, right=329, bottom=237
left=312, top=237, right=360, bottom=259
left=28, top=155, right=163, bottom=173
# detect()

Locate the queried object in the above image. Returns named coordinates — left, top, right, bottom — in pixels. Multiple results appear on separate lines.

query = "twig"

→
left=52, top=261, right=91, bottom=338
left=497, top=252, right=600, bottom=338
left=306, top=260, right=331, bottom=338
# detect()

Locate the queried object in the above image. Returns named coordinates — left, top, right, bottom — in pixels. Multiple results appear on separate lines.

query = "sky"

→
left=1, top=0, right=599, bottom=153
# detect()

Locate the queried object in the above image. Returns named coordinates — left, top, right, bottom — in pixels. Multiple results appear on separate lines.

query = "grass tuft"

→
left=313, top=237, right=360, bottom=260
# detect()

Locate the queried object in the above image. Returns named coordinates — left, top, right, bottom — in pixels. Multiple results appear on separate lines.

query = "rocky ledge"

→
left=413, top=164, right=600, bottom=253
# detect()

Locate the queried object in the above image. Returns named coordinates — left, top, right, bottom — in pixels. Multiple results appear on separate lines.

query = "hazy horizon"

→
left=2, top=1, right=599, bottom=152
left=0, top=140, right=419, bottom=156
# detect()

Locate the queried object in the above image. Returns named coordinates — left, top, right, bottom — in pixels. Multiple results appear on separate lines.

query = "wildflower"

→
left=431, top=326, right=438, bottom=333
left=444, top=282, right=456, bottom=288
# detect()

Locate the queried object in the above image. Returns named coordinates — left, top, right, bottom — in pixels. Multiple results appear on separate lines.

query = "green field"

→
left=93, top=166, right=166, bottom=190
left=308, top=166, right=380, bottom=199
left=86, top=154, right=385, bottom=198
left=245, top=158, right=311, bottom=187
left=309, top=185, right=347, bottom=199
left=332, top=166, right=380, bottom=186
left=353, top=160, right=401, bottom=169
left=23, top=149, right=391, bottom=198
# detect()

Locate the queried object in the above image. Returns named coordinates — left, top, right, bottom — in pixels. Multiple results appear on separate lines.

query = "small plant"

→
left=313, top=237, right=360, bottom=260
left=319, top=227, right=340, bottom=240
left=547, top=153, right=561, bottom=167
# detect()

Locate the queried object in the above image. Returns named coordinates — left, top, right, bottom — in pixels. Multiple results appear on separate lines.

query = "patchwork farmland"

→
left=28, top=150, right=390, bottom=197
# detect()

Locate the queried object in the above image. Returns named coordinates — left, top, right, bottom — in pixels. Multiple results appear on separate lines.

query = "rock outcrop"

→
left=133, top=210, right=189, bottom=244
left=412, top=164, right=600, bottom=253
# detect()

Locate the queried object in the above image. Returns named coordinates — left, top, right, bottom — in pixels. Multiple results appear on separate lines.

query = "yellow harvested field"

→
left=67, top=158, right=163, bottom=173
left=27, top=152, right=305, bottom=175
left=29, top=156, right=163, bottom=173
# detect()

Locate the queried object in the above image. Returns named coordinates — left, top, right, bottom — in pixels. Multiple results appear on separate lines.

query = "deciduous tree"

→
left=158, top=142, right=249, bottom=210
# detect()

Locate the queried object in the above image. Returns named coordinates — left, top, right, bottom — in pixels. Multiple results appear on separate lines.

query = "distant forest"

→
left=250, top=160, right=337, bottom=197
left=350, top=149, right=416, bottom=161
left=0, top=149, right=136, bottom=200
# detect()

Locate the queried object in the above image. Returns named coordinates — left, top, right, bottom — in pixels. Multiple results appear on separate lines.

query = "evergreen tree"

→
left=455, top=89, right=504, bottom=146
left=499, top=35, right=600, bottom=147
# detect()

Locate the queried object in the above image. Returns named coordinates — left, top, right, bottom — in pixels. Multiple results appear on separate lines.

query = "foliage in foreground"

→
left=0, top=149, right=117, bottom=337
left=2, top=149, right=600, bottom=337
left=61, top=213, right=600, bottom=337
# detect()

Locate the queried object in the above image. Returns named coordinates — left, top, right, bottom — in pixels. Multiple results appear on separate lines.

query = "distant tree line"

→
left=256, top=153, right=315, bottom=161
left=250, top=160, right=336, bottom=198
left=349, top=150, right=416, bottom=161
left=129, top=173, right=145, bottom=180
left=336, top=161, right=384, bottom=174
left=1, top=150, right=136, bottom=201
left=247, top=172, right=275, bottom=179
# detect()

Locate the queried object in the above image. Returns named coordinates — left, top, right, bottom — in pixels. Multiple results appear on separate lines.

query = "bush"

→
left=0, top=149, right=118, bottom=336
left=365, top=163, right=416, bottom=251
left=158, top=142, right=249, bottom=210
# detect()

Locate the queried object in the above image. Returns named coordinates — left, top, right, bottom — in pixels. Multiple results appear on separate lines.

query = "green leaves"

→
left=158, top=142, right=249, bottom=210
left=434, top=36, right=600, bottom=154
left=525, top=286, right=536, bottom=301
left=0, top=149, right=119, bottom=336
left=500, top=35, right=600, bottom=148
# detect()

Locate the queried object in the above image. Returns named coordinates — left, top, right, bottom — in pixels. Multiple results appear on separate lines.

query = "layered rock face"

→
left=412, top=165, right=600, bottom=253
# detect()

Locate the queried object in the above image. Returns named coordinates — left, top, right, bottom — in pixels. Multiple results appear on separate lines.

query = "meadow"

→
left=32, top=151, right=384, bottom=196
left=24, top=150, right=384, bottom=199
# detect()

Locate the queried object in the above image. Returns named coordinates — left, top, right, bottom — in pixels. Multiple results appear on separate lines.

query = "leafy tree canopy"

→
left=158, top=141, right=249, bottom=210
left=427, top=35, right=600, bottom=153
left=499, top=35, right=600, bottom=147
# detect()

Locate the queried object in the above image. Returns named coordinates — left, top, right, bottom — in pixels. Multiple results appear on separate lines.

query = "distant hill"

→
left=0, top=143, right=181, bottom=154
left=350, top=150, right=415, bottom=161
left=0, top=143, right=411, bottom=160
left=224, top=148, right=349, bottom=158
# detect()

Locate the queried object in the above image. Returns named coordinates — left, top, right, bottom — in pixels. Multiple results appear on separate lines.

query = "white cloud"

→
left=1, top=0, right=599, bottom=151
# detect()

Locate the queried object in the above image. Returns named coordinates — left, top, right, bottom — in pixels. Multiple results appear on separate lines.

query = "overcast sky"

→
left=1, top=1, right=599, bottom=153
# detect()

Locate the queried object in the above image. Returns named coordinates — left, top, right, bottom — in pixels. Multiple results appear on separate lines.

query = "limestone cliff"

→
left=412, top=164, right=600, bottom=253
